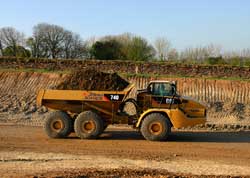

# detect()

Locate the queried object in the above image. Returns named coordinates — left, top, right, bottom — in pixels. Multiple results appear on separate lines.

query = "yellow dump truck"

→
left=37, top=81, right=206, bottom=141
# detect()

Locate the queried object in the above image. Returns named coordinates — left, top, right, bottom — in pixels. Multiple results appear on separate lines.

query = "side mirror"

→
left=147, top=86, right=151, bottom=94
left=173, top=81, right=177, bottom=91
left=171, top=84, right=177, bottom=96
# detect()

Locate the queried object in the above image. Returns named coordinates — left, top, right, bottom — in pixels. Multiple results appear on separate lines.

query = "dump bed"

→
left=37, top=84, right=134, bottom=116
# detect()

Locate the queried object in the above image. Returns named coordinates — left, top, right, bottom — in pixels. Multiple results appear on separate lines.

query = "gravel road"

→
left=0, top=124, right=250, bottom=178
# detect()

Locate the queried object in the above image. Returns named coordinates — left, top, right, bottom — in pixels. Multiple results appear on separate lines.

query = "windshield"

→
left=148, top=83, right=175, bottom=96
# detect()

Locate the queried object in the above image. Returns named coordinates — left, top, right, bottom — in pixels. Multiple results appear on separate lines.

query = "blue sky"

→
left=0, top=0, right=250, bottom=51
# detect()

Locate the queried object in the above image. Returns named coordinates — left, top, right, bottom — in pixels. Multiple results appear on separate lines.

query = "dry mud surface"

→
left=0, top=125, right=250, bottom=177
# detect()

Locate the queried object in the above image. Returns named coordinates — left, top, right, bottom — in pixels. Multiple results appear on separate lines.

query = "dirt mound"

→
left=57, top=68, right=129, bottom=91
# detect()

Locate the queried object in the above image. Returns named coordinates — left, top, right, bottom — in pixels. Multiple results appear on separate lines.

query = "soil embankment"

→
left=0, top=72, right=66, bottom=125
left=1, top=57, right=250, bottom=79
left=0, top=71, right=249, bottom=128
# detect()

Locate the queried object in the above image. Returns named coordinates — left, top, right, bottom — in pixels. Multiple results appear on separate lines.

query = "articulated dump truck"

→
left=37, top=81, right=206, bottom=141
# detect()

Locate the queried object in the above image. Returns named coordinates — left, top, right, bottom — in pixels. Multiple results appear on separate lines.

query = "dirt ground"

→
left=0, top=124, right=250, bottom=178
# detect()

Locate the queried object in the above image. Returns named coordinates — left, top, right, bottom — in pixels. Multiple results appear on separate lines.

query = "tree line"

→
left=0, top=23, right=250, bottom=66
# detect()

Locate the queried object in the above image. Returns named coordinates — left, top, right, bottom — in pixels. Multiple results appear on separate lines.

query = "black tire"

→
left=119, top=98, right=139, bottom=116
left=141, top=113, right=171, bottom=141
left=74, top=111, right=104, bottom=139
left=103, top=124, right=108, bottom=131
left=44, top=111, right=72, bottom=138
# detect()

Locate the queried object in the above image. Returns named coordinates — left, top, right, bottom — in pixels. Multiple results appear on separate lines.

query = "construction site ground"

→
left=0, top=70, right=250, bottom=177
left=0, top=124, right=250, bottom=178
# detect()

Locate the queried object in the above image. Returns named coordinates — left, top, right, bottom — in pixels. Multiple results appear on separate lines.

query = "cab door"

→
left=147, top=82, right=180, bottom=109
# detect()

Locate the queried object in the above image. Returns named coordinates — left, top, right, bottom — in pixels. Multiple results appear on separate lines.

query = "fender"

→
left=135, top=108, right=171, bottom=128
left=136, top=108, right=206, bottom=129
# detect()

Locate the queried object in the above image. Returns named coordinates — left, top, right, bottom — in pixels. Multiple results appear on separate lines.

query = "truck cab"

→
left=137, top=81, right=180, bottom=110
left=135, top=80, right=207, bottom=130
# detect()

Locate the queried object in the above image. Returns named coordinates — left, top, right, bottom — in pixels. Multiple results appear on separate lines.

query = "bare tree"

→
left=26, top=35, right=48, bottom=58
left=63, top=31, right=76, bottom=59
left=32, top=23, right=67, bottom=58
left=222, top=48, right=250, bottom=66
left=205, top=44, right=222, bottom=57
left=0, top=27, right=25, bottom=56
left=62, top=31, right=87, bottom=59
left=180, top=44, right=222, bottom=62
left=239, top=48, right=250, bottom=58
left=167, top=48, right=179, bottom=60
left=85, top=36, right=97, bottom=49
left=0, top=40, right=3, bottom=56
left=30, top=23, right=87, bottom=59
left=154, top=37, right=171, bottom=61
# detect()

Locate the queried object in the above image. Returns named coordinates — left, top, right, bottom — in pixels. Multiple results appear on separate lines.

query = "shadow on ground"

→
left=80, top=130, right=250, bottom=143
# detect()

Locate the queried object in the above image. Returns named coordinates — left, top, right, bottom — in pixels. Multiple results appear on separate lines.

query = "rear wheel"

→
left=141, top=113, right=171, bottom=141
left=74, top=111, right=104, bottom=139
left=44, top=111, right=72, bottom=138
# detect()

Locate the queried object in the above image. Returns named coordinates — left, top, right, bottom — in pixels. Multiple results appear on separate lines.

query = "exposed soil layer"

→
left=57, top=68, right=129, bottom=91
left=0, top=71, right=250, bottom=128
left=1, top=57, right=250, bottom=79
left=0, top=125, right=250, bottom=177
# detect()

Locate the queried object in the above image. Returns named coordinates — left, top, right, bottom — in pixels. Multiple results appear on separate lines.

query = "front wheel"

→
left=141, top=113, right=171, bottom=141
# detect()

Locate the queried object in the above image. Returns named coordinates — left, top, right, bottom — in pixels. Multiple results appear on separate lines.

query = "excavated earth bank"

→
left=1, top=70, right=250, bottom=177
left=0, top=70, right=249, bottom=130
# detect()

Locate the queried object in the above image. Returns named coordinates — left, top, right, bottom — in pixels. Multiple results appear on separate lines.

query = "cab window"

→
left=148, top=83, right=174, bottom=96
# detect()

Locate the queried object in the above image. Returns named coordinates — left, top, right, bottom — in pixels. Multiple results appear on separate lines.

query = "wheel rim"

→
left=149, top=122, right=163, bottom=135
left=81, top=120, right=96, bottom=133
left=51, top=119, right=64, bottom=132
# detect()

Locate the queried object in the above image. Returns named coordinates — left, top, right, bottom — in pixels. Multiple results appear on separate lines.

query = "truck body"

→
left=37, top=81, right=206, bottom=141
